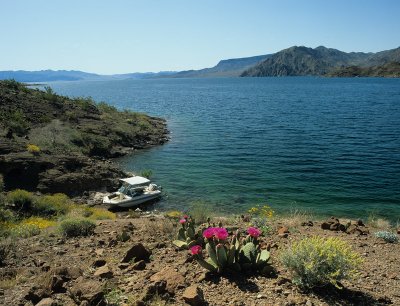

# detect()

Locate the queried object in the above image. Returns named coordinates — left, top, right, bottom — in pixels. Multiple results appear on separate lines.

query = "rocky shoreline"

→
left=0, top=80, right=169, bottom=196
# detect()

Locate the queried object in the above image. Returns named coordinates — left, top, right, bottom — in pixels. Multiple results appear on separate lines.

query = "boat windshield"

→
left=118, top=184, right=129, bottom=194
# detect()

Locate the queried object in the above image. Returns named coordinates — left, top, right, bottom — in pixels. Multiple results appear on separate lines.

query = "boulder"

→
left=150, top=267, right=185, bottom=294
left=132, top=260, right=146, bottom=271
left=94, top=265, right=113, bottom=279
left=70, top=279, right=105, bottom=306
left=36, top=298, right=56, bottom=306
left=277, top=226, right=289, bottom=235
left=121, top=243, right=151, bottom=263
left=182, top=285, right=206, bottom=306
left=141, top=281, right=167, bottom=302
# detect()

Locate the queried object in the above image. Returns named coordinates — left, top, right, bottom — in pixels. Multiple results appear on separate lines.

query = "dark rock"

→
left=94, top=265, right=113, bottom=279
left=142, top=281, right=167, bottom=302
left=321, top=222, right=331, bottom=230
left=301, top=221, right=313, bottom=226
left=357, top=219, right=365, bottom=226
left=92, top=259, right=107, bottom=267
left=121, top=243, right=151, bottom=263
left=182, top=285, right=206, bottom=306
left=132, top=260, right=146, bottom=271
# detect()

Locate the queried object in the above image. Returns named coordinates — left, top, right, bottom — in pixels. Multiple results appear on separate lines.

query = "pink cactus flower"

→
left=247, top=227, right=262, bottom=238
left=179, top=219, right=187, bottom=224
left=214, top=227, right=228, bottom=240
left=183, top=214, right=189, bottom=219
left=203, top=227, right=215, bottom=239
left=190, top=245, right=202, bottom=255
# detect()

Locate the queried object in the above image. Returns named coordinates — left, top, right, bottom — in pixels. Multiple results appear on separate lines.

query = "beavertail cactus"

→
left=173, top=215, right=202, bottom=249
left=192, top=226, right=272, bottom=274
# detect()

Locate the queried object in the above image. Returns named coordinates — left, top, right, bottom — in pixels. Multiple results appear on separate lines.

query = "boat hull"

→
left=103, top=190, right=161, bottom=208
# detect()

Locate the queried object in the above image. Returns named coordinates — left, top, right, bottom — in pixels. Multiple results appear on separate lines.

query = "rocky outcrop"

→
left=0, top=151, right=125, bottom=196
left=321, top=217, right=369, bottom=235
left=0, top=80, right=169, bottom=196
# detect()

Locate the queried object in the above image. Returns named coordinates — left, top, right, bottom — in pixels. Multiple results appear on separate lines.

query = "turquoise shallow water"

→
left=49, top=77, right=400, bottom=220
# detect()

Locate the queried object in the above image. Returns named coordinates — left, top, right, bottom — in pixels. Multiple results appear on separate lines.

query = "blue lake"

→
left=49, top=77, right=400, bottom=220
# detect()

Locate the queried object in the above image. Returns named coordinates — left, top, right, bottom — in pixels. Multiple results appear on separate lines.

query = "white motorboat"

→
left=103, top=176, right=162, bottom=208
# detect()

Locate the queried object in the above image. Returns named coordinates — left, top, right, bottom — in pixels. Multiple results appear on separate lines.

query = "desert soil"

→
left=1, top=213, right=399, bottom=306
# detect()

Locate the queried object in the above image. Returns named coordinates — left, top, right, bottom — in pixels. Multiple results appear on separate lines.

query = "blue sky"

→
left=1, top=0, right=399, bottom=74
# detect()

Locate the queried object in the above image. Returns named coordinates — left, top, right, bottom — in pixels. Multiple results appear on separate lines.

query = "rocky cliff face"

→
left=241, top=46, right=400, bottom=77
left=0, top=80, right=168, bottom=195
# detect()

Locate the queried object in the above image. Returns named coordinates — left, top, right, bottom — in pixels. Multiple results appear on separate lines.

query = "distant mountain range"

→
left=1, top=46, right=399, bottom=81
left=241, top=46, right=400, bottom=77
left=0, top=70, right=176, bottom=82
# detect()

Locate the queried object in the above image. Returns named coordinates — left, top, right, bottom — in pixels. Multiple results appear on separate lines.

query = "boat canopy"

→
left=120, top=176, right=150, bottom=186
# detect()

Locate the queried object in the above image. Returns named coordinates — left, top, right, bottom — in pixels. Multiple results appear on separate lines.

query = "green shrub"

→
left=7, top=189, right=34, bottom=211
left=58, top=218, right=96, bottom=237
left=0, top=206, right=14, bottom=222
left=32, top=193, right=70, bottom=217
left=140, top=169, right=153, bottom=179
left=8, top=223, right=41, bottom=238
left=374, top=231, right=399, bottom=243
left=281, top=236, right=362, bottom=289
left=5, top=110, right=30, bottom=136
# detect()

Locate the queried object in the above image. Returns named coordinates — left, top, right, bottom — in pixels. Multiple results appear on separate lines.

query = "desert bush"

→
left=87, top=207, right=116, bottom=220
left=248, top=204, right=275, bottom=235
left=0, top=174, right=4, bottom=192
left=29, top=119, right=81, bottom=154
left=374, top=231, right=398, bottom=243
left=58, top=218, right=96, bottom=237
left=367, top=212, right=391, bottom=229
left=0, top=207, right=15, bottom=223
left=165, top=210, right=182, bottom=220
left=74, top=132, right=111, bottom=156
left=97, top=101, right=117, bottom=113
left=7, top=189, right=34, bottom=211
left=2, top=109, right=30, bottom=136
left=7, top=223, right=41, bottom=238
left=32, top=193, right=70, bottom=217
left=140, top=169, right=153, bottom=179
left=188, top=201, right=214, bottom=224
left=281, top=236, right=362, bottom=289
left=21, top=217, right=56, bottom=229
left=27, top=144, right=41, bottom=155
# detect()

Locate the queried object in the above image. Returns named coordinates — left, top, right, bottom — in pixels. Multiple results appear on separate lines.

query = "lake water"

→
left=49, top=77, right=400, bottom=220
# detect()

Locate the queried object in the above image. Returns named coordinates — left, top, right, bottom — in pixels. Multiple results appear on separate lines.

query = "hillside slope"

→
left=170, top=54, right=271, bottom=78
left=0, top=80, right=168, bottom=195
left=241, top=46, right=400, bottom=77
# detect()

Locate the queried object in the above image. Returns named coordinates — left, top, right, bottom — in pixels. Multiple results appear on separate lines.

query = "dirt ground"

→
left=1, top=213, right=399, bottom=306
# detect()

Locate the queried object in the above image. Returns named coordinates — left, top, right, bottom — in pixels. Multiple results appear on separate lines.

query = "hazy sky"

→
left=1, top=0, right=399, bottom=74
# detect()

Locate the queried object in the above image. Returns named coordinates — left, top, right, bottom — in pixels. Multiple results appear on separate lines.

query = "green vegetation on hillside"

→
left=0, top=80, right=168, bottom=194
left=328, top=61, right=400, bottom=77
left=0, top=80, right=167, bottom=157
